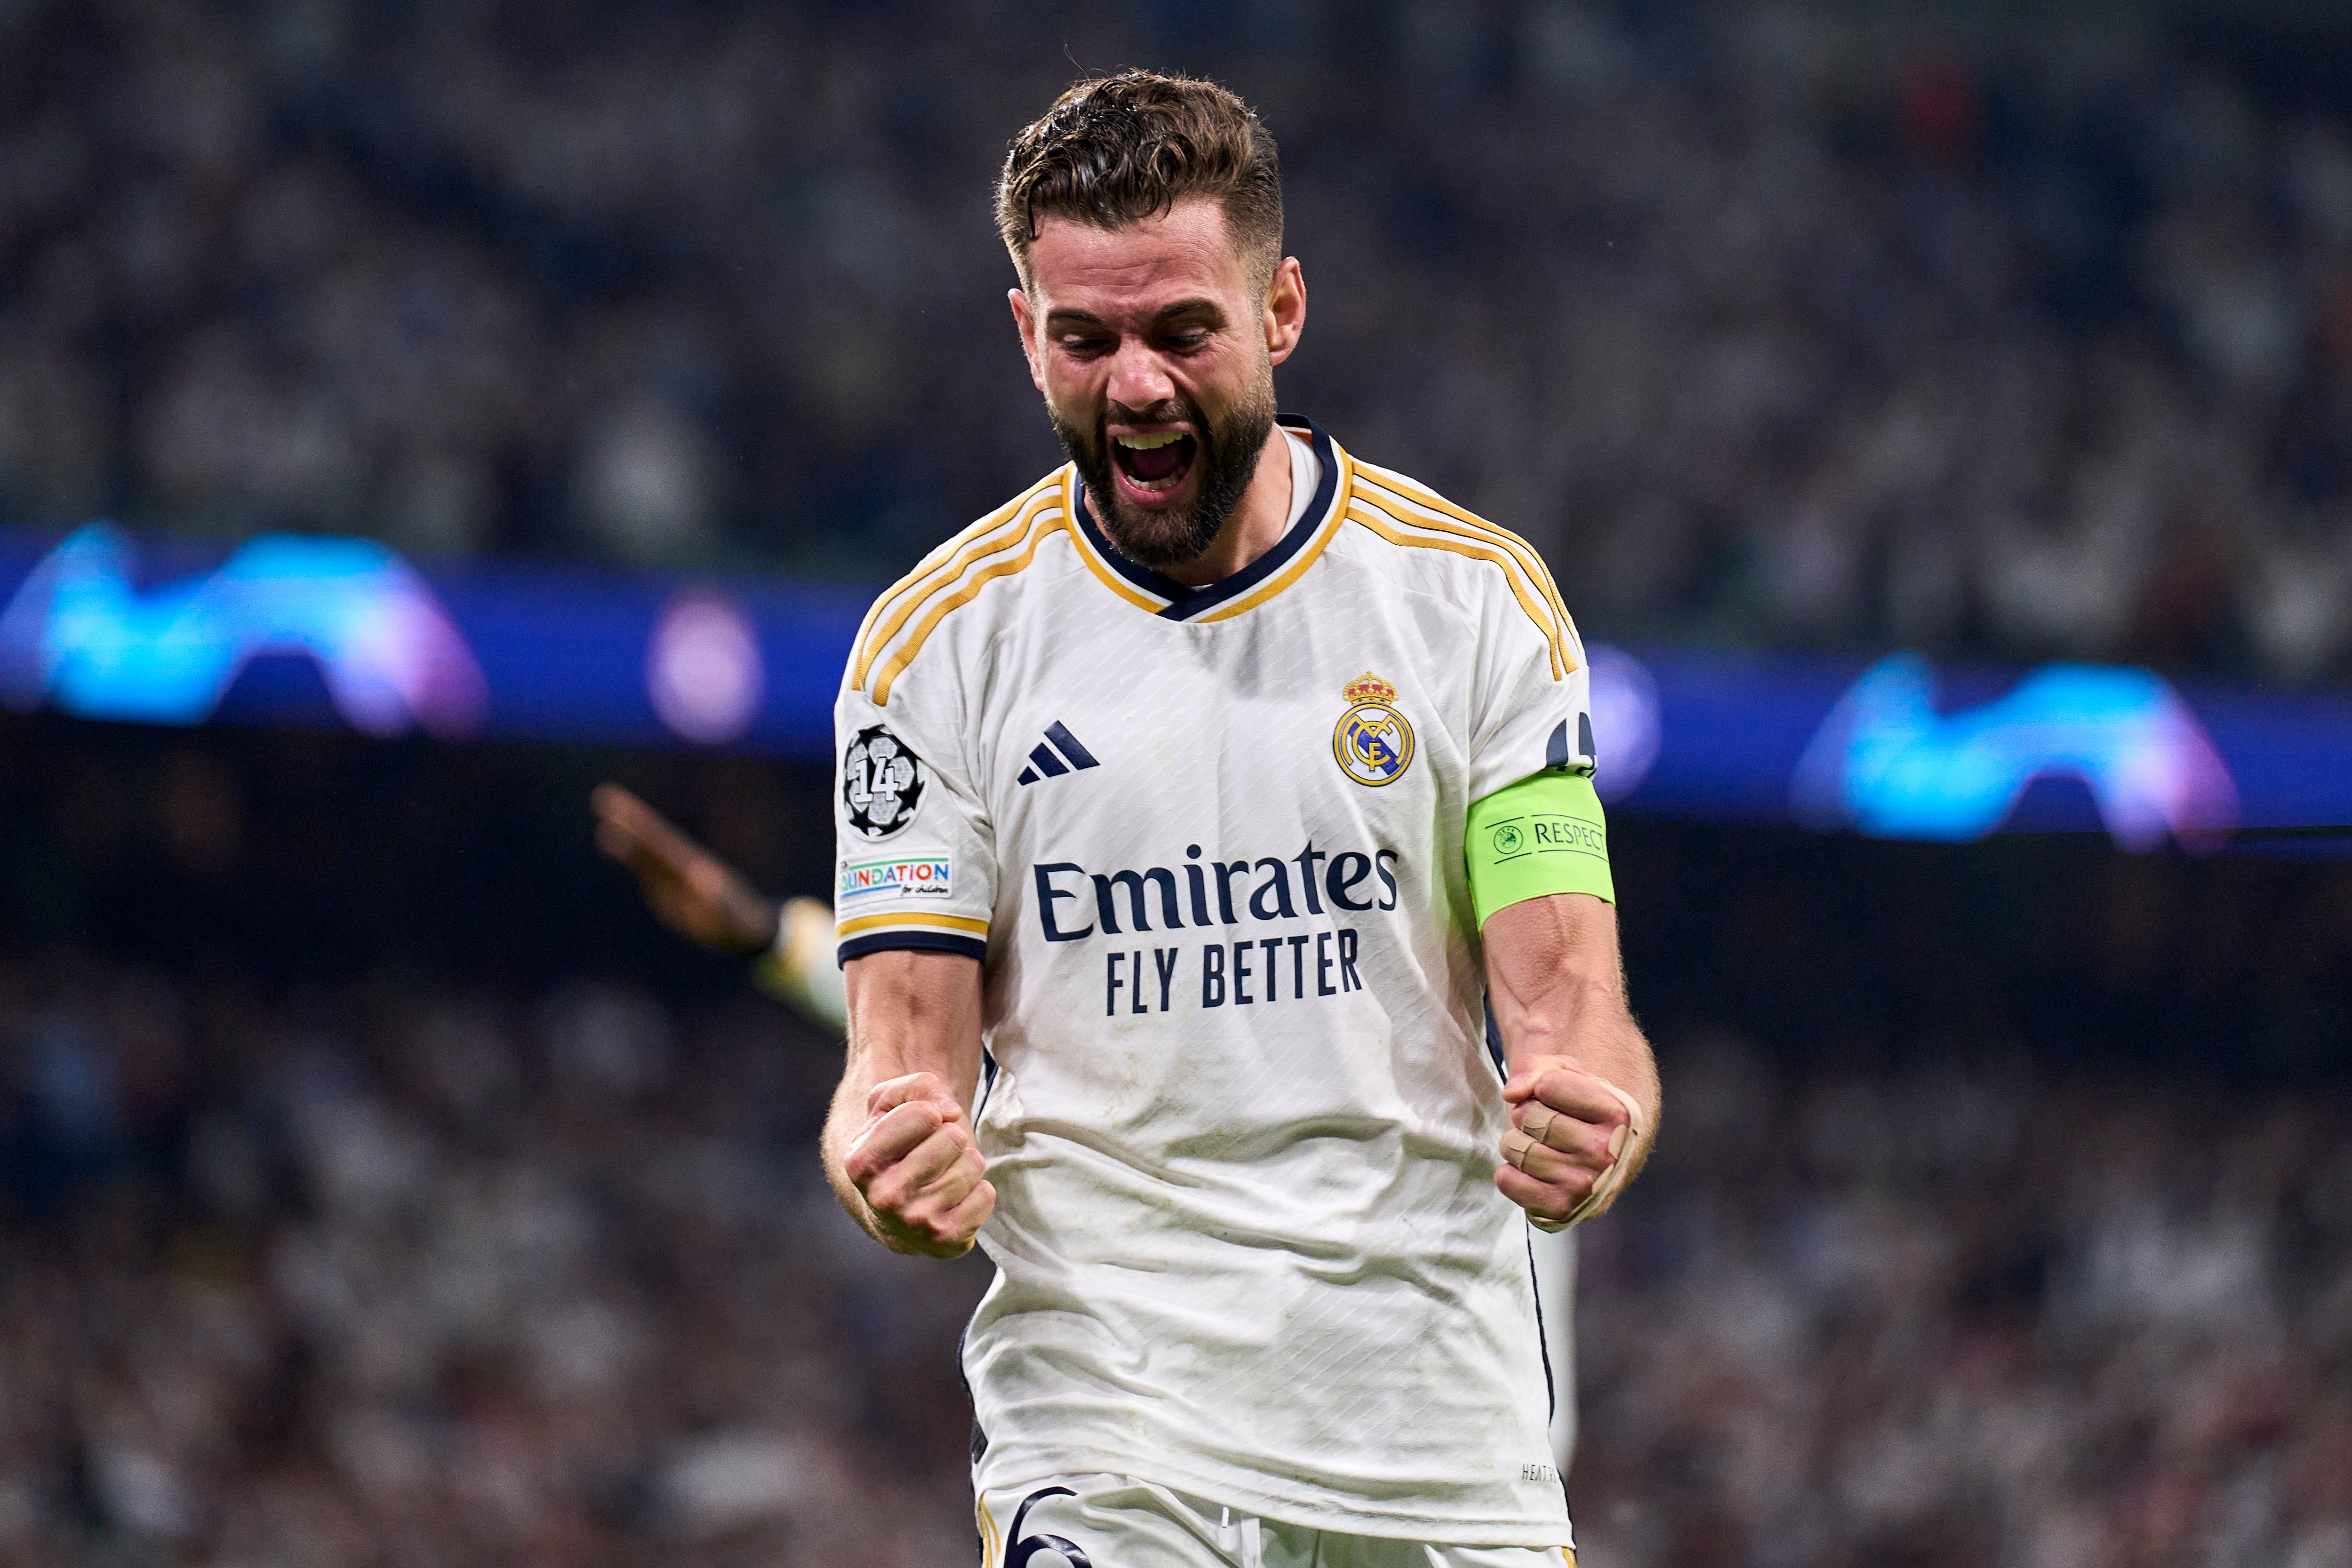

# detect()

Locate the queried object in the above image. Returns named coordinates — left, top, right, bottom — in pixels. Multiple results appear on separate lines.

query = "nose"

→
left=1103, top=336, right=1178, bottom=418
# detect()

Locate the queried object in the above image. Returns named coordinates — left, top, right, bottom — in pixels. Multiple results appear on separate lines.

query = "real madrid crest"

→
left=1333, top=672, right=1415, bottom=787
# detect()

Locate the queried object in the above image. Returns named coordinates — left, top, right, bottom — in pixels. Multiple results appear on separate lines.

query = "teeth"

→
left=1114, top=431, right=1185, bottom=450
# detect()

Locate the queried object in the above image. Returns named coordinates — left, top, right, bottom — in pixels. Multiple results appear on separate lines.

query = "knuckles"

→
left=847, top=1123, right=964, bottom=1194
left=1522, top=1154, right=1598, bottom=1199
left=845, top=1105, right=950, bottom=1186
left=855, top=1133, right=985, bottom=1231
left=866, top=1071, right=949, bottom=1119
left=1531, top=1067, right=1628, bottom=1121
left=844, top=1081, right=993, bottom=1256
left=1504, top=1110, right=1611, bottom=1168
left=1515, top=1086, right=1628, bottom=1161
left=890, top=1179, right=996, bottom=1256
left=861, top=1168, right=915, bottom=1212
left=1495, top=1159, right=1598, bottom=1222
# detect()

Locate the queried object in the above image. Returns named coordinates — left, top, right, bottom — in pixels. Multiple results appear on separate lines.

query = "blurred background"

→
left=2, top=0, right=2351, bottom=1565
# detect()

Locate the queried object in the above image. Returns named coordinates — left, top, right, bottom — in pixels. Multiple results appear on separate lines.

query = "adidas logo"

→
left=1017, top=721, right=1101, bottom=785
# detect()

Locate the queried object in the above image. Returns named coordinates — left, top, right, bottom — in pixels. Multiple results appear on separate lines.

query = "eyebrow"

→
left=1044, top=298, right=1227, bottom=333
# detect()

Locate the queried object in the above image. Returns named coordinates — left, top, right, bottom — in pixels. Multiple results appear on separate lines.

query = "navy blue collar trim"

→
left=1072, top=414, right=1339, bottom=622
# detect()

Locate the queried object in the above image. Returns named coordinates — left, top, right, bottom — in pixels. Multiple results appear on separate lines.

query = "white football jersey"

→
left=833, top=417, right=1595, bottom=1545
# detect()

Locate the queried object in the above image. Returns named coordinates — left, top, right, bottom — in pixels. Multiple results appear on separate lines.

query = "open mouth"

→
left=1111, top=430, right=1198, bottom=497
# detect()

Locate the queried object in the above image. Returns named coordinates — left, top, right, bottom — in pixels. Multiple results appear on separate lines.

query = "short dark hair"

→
left=996, top=71, right=1283, bottom=290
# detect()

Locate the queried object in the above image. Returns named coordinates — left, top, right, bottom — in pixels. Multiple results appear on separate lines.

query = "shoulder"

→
left=1336, top=452, right=1583, bottom=680
left=846, top=467, right=1075, bottom=706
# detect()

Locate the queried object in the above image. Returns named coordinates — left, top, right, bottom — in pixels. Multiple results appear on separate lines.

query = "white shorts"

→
left=977, top=1475, right=1576, bottom=1568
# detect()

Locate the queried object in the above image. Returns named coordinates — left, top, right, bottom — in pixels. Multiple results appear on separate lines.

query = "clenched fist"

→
left=1494, top=1055, right=1645, bottom=1231
left=842, top=1072, right=997, bottom=1257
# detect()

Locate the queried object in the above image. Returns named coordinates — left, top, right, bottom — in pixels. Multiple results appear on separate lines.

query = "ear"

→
left=1263, top=256, right=1306, bottom=367
left=1008, top=287, right=1046, bottom=392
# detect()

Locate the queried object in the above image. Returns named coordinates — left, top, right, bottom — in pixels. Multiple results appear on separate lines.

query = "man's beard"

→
left=1052, top=379, right=1278, bottom=574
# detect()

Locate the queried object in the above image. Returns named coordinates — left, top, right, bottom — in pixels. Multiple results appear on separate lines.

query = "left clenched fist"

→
left=1494, top=1055, right=1645, bottom=1230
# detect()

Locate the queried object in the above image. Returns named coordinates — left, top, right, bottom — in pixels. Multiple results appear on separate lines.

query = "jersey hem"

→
left=971, top=1448, right=1574, bottom=1549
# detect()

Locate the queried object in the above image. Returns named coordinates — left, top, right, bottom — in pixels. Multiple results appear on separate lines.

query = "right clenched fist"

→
left=843, top=1073, right=997, bottom=1257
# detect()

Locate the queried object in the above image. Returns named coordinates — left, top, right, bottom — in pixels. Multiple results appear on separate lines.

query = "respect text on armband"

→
left=1028, top=841, right=1400, bottom=1017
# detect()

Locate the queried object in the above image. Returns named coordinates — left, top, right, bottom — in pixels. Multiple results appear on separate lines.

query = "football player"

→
left=823, top=72, right=1658, bottom=1566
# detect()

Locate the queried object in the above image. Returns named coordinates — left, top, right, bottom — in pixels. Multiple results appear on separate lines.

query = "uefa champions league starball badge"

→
left=1333, top=672, right=1415, bottom=787
left=841, top=723, right=926, bottom=839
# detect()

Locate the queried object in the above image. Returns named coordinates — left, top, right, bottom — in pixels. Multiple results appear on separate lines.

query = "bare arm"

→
left=1482, top=891, right=1661, bottom=1226
left=591, top=783, right=849, bottom=1033
left=823, top=948, right=994, bottom=1256
left=590, top=784, right=780, bottom=954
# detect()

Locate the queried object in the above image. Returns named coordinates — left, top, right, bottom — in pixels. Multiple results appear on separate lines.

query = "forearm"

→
left=824, top=948, right=988, bottom=1250
left=1485, top=893, right=1662, bottom=1194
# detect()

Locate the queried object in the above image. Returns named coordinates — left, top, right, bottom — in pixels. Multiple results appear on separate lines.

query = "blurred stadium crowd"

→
left=0, top=962, right=990, bottom=1567
left=1, top=958, right=2347, bottom=1568
left=2, top=0, right=2352, bottom=679
left=1578, top=1039, right=2352, bottom=1568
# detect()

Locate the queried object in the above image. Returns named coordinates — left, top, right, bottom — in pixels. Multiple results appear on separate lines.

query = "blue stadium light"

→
left=0, top=523, right=2344, bottom=847
left=1791, top=653, right=2239, bottom=850
left=0, top=523, right=486, bottom=738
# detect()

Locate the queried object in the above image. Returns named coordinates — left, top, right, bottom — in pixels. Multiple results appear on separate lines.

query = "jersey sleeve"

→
left=1465, top=560, right=1595, bottom=805
left=832, top=653, right=997, bottom=966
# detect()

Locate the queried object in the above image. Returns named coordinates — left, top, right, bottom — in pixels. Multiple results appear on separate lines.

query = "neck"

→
left=1114, top=425, right=1295, bottom=589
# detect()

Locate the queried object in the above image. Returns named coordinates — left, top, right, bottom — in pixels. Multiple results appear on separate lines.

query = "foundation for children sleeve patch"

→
left=1465, top=771, right=1614, bottom=928
left=837, top=853, right=953, bottom=901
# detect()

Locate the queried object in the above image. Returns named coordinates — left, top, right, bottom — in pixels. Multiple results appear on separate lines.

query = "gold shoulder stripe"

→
left=852, top=476, right=1064, bottom=687
left=1348, top=500, right=1571, bottom=680
left=836, top=910, right=991, bottom=939
left=1193, top=443, right=1358, bottom=623
left=1355, top=463, right=1570, bottom=623
left=852, top=478, right=1065, bottom=690
left=1352, top=467, right=1580, bottom=663
left=1349, top=476, right=1581, bottom=674
left=849, top=480, right=1047, bottom=678
left=870, top=512, right=1074, bottom=705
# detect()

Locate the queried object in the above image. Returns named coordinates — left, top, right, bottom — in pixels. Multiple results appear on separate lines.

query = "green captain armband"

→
left=1465, top=770, right=1614, bottom=928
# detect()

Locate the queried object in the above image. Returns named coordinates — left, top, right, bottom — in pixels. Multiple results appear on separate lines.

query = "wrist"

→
left=724, top=891, right=782, bottom=957
left=752, top=899, right=849, bottom=1034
